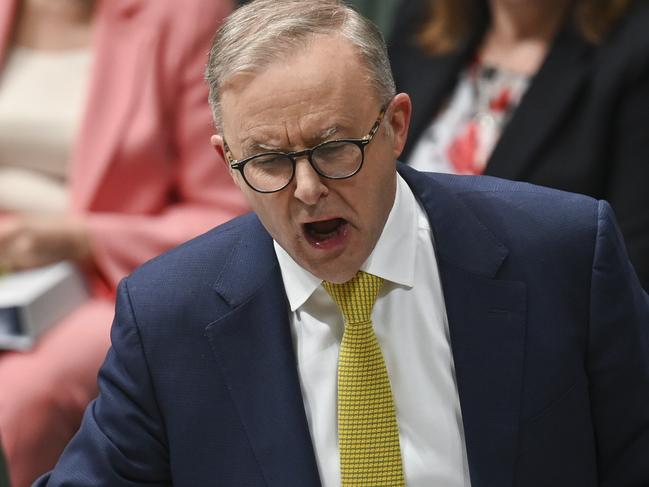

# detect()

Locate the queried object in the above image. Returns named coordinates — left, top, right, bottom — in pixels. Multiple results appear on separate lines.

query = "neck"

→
left=487, top=0, right=572, bottom=44
left=479, top=0, right=573, bottom=74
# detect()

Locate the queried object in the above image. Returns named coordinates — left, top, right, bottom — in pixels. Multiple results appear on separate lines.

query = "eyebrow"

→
left=241, top=141, right=280, bottom=155
left=315, top=126, right=340, bottom=142
left=240, top=125, right=343, bottom=156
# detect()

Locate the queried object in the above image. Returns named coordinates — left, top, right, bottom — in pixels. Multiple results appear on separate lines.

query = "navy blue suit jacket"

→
left=37, top=165, right=649, bottom=486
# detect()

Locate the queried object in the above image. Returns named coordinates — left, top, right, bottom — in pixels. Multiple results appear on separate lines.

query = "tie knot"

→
left=323, top=271, right=384, bottom=323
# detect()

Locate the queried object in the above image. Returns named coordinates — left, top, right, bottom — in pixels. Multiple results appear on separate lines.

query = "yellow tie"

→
left=323, top=271, right=405, bottom=487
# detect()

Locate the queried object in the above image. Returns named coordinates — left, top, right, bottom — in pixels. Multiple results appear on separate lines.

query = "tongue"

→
left=308, top=219, right=343, bottom=235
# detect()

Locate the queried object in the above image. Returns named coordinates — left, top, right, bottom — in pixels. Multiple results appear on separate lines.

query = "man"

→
left=36, top=0, right=649, bottom=486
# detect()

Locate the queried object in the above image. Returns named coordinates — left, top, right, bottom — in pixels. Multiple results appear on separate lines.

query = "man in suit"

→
left=37, top=0, right=649, bottom=486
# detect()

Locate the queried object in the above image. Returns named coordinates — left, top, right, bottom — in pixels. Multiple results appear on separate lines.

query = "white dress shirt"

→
left=274, top=175, right=472, bottom=486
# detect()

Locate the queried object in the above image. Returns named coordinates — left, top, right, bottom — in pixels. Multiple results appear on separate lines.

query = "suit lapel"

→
left=394, top=6, right=590, bottom=179
left=486, top=25, right=591, bottom=180
left=402, top=49, right=468, bottom=161
left=396, top=35, right=482, bottom=163
left=400, top=165, right=527, bottom=487
left=206, top=218, right=321, bottom=487
left=390, top=2, right=487, bottom=163
left=69, top=0, right=150, bottom=210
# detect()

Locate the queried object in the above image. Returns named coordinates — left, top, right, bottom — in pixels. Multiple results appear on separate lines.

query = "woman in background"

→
left=389, top=0, right=649, bottom=289
left=0, top=0, right=246, bottom=485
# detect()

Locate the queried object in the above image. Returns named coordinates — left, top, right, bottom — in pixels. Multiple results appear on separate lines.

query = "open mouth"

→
left=303, top=218, right=349, bottom=249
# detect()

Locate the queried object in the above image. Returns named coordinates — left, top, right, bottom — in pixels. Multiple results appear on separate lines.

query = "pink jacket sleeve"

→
left=82, top=0, right=248, bottom=291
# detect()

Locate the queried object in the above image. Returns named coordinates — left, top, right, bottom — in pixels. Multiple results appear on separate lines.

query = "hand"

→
left=0, top=214, right=91, bottom=272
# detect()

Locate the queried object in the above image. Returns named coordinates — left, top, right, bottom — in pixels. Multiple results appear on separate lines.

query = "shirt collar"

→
left=274, top=175, right=419, bottom=312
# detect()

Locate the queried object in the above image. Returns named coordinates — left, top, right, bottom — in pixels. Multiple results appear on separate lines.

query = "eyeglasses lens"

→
left=243, top=154, right=294, bottom=192
left=243, top=141, right=363, bottom=192
left=311, top=141, right=363, bottom=178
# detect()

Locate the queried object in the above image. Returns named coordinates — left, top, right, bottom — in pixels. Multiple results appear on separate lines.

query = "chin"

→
left=320, top=269, right=359, bottom=284
left=309, top=256, right=363, bottom=284
left=293, top=238, right=369, bottom=283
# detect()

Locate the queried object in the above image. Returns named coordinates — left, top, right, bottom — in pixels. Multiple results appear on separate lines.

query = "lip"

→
left=302, top=218, right=350, bottom=250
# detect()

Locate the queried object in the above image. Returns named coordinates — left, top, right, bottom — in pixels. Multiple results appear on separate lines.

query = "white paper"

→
left=0, top=262, right=89, bottom=350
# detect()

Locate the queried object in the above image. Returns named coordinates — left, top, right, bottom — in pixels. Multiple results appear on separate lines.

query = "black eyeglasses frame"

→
left=222, top=102, right=390, bottom=194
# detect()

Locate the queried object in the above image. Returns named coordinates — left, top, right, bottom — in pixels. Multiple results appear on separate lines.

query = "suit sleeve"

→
left=84, top=0, right=247, bottom=291
left=587, top=200, right=649, bottom=486
left=34, top=279, right=170, bottom=486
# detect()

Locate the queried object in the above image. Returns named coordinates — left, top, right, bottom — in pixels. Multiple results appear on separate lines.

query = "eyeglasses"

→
left=223, top=102, right=389, bottom=193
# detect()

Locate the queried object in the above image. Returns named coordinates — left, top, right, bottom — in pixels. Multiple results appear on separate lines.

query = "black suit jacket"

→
left=389, top=0, right=649, bottom=289
left=37, top=166, right=649, bottom=486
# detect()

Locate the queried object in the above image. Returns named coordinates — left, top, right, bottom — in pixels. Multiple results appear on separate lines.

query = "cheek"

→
left=363, top=169, right=396, bottom=228
left=228, top=172, right=251, bottom=201
left=245, top=194, right=291, bottom=236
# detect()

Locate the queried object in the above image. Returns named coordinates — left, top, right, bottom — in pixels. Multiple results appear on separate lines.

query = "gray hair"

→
left=205, top=0, right=396, bottom=131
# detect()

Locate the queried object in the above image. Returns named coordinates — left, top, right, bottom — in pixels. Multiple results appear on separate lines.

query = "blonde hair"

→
left=206, top=0, right=395, bottom=130
left=418, top=0, right=633, bottom=54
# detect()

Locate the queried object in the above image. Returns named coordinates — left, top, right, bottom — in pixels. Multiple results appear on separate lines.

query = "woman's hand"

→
left=0, top=214, right=91, bottom=272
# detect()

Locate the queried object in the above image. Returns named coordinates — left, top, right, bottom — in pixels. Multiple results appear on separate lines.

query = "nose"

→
left=292, top=157, right=328, bottom=206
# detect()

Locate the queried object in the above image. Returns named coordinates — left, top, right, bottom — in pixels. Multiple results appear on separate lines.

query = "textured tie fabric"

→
left=323, top=271, right=405, bottom=486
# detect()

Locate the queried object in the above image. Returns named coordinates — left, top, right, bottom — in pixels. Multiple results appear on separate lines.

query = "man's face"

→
left=213, top=34, right=411, bottom=283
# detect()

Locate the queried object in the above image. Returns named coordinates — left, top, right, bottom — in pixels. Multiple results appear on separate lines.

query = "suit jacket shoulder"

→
left=125, top=212, right=275, bottom=335
left=403, top=167, right=600, bottom=265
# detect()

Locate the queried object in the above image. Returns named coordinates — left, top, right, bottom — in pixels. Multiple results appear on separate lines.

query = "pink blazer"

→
left=0, top=0, right=248, bottom=293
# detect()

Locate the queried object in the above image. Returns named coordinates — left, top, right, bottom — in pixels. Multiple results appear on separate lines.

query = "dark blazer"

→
left=0, top=443, right=9, bottom=487
left=36, top=165, right=649, bottom=487
left=389, top=0, right=649, bottom=290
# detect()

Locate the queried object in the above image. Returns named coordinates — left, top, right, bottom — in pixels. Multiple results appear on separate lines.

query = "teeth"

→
left=315, top=229, right=338, bottom=239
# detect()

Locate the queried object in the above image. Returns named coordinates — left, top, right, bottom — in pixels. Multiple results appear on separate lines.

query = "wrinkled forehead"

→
left=220, top=35, right=379, bottom=106
left=221, top=33, right=319, bottom=87
left=219, top=36, right=380, bottom=143
left=220, top=34, right=374, bottom=94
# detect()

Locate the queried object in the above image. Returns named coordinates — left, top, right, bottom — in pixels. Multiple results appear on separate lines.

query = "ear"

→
left=386, top=93, right=412, bottom=160
left=211, top=134, right=243, bottom=189
left=211, top=134, right=227, bottom=165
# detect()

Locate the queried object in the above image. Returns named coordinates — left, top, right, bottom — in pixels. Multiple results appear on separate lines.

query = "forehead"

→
left=220, top=35, right=379, bottom=147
